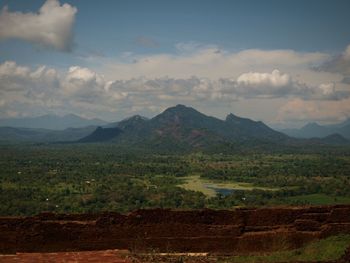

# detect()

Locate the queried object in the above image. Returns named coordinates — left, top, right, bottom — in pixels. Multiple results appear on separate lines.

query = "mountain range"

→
left=0, top=105, right=348, bottom=150
left=76, top=105, right=348, bottom=151
left=281, top=119, right=350, bottom=140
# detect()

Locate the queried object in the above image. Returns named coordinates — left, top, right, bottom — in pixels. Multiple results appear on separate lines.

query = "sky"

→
left=0, top=0, right=350, bottom=128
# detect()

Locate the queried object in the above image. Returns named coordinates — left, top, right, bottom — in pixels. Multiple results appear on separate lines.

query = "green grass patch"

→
left=219, top=235, right=350, bottom=263
left=287, top=194, right=350, bottom=205
left=180, top=175, right=217, bottom=197
left=179, top=175, right=279, bottom=198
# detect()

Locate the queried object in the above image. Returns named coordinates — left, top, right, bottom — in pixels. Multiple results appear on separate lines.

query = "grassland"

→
left=286, top=194, right=350, bottom=205
left=131, top=235, right=350, bottom=263
left=218, top=235, right=350, bottom=263
left=180, top=175, right=280, bottom=198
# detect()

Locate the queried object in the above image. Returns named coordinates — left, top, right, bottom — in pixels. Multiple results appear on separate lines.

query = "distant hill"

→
left=0, top=114, right=107, bottom=130
left=318, top=133, right=349, bottom=145
left=281, top=119, right=350, bottom=139
left=77, top=104, right=291, bottom=150
left=78, top=127, right=122, bottom=143
left=102, top=116, right=149, bottom=129
left=0, top=126, right=97, bottom=143
left=303, top=133, right=349, bottom=145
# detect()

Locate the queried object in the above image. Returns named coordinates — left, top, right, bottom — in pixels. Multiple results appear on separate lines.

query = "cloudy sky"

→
left=1, top=0, right=350, bottom=128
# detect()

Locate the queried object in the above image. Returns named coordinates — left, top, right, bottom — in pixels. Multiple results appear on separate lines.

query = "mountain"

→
left=337, top=124, right=350, bottom=139
left=319, top=133, right=348, bottom=145
left=77, top=104, right=290, bottom=150
left=0, top=114, right=107, bottom=130
left=78, top=127, right=122, bottom=143
left=303, top=133, right=348, bottom=146
left=225, top=113, right=287, bottom=141
left=281, top=119, right=350, bottom=139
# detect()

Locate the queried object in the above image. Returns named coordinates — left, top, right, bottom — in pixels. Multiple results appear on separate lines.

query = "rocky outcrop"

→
left=0, top=205, right=349, bottom=254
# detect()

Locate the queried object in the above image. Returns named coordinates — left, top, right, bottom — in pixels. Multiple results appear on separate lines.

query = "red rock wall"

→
left=0, top=205, right=349, bottom=254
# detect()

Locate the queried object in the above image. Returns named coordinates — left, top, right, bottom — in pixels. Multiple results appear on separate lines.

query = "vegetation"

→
left=0, top=143, right=350, bottom=216
left=219, top=234, right=350, bottom=262
left=128, top=235, right=350, bottom=262
left=286, top=194, right=350, bottom=205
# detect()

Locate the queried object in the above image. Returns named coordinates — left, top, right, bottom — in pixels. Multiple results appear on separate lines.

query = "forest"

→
left=0, top=143, right=350, bottom=216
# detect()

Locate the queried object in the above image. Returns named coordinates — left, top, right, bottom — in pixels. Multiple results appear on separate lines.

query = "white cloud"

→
left=63, top=66, right=105, bottom=96
left=318, top=83, right=335, bottom=96
left=0, top=61, right=30, bottom=78
left=0, top=0, right=77, bottom=51
left=100, top=45, right=330, bottom=80
left=227, top=70, right=348, bottom=100
left=1, top=59, right=349, bottom=124
left=0, top=61, right=59, bottom=93
left=277, top=98, right=350, bottom=124
left=237, top=70, right=291, bottom=87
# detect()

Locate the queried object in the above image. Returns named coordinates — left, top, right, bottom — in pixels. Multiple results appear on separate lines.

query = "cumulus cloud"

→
left=0, top=0, right=77, bottom=51
left=62, top=66, right=105, bottom=99
left=234, top=70, right=296, bottom=98
left=1, top=60, right=349, bottom=120
left=237, top=70, right=291, bottom=87
left=228, top=70, right=348, bottom=100
left=0, top=61, right=59, bottom=92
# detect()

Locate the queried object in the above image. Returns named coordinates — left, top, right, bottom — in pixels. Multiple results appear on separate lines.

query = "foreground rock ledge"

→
left=0, top=205, right=349, bottom=254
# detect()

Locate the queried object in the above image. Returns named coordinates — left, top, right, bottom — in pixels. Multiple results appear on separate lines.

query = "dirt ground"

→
left=0, top=250, right=130, bottom=263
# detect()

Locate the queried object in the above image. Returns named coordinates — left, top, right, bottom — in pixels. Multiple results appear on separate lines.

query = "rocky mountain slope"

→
left=78, top=104, right=291, bottom=150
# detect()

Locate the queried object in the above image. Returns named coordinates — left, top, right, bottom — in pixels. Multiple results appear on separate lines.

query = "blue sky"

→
left=0, top=0, right=350, bottom=127
left=2, top=0, right=350, bottom=66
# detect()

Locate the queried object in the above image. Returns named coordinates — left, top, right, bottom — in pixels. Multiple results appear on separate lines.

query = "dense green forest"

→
left=0, top=143, right=350, bottom=216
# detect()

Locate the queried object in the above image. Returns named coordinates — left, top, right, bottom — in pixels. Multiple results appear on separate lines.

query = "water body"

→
left=205, top=185, right=235, bottom=196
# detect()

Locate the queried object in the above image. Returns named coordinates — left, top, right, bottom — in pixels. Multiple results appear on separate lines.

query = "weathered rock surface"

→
left=0, top=205, right=349, bottom=255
